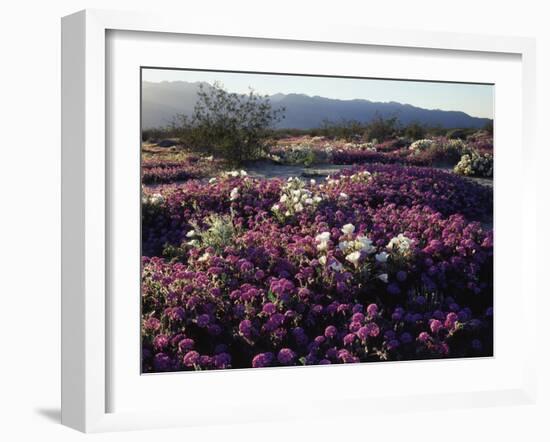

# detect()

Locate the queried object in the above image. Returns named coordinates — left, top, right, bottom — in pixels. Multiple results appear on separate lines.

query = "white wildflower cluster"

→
left=343, top=142, right=377, bottom=152
left=318, top=172, right=372, bottom=202
left=323, top=170, right=372, bottom=188
left=409, top=139, right=435, bottom=153
left=221, top=170, right=248, bottom=179
left=272, top=177, right=322, bottom=218
left=444, top=139, right=468, bottom=153
left=230, top=187, right=240, bottom=201
left=315, top=231, right=331, bottom=252
left=185, top=229, right=200, bottom=247
left=323, top=175, right=340, bottom=187
left=386, top=233, right=413, bottom=257
left=314, top=231, right=344, bottom=272
left=454, top=152, right=493, bottom=178
left=322, top=144, right=335, bottom=154
left=343, top=170, right=373, bottom=184
left=197, top=251, right=211, bottom=262
left=337, top=224, right=377, bottom=267
left=314, top=224, right=389, bottom=281
left=278, top=144, right=316, bottom=166
left=142, top=192, right=165, bottom=205
left=217, top=171, right=249, bottom=202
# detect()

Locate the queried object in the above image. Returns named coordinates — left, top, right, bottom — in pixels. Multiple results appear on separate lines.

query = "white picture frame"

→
left=61, top=9, right=537, bottom=433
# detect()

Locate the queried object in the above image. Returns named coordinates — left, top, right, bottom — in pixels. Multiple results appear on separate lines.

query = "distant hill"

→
left=142, top=81, right=492, bottom=130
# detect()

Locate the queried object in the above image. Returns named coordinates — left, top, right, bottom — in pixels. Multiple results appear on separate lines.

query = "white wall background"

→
left=0, top=0, right=547, bottom=440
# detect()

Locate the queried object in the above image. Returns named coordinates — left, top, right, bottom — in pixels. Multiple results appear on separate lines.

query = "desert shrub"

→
left=446, top=128, right=476, bottom=140
left=318, top=119, right=367, bottom=141
left=271, top=144, right=317, bottom=166
left=408, top=138, right=470, bottom=167
left=409, top=139, right=435, bottom=153
left=375, top=138, right=410, bottom=152
left=403, top=122, right=427, bottom=140
left=466, top=131, right=493, bottom=153
left=366, top=115, right=399, bottom=142
left=142, top=128, right=168, bottom=143
left=454, top=152, right=493, bottom=177
left=173, top=83, right=285, bottom=164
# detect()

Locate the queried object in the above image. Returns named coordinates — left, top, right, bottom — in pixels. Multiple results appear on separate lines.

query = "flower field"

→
left=268, top=132, right=493, bottom=177
left=141, top=142, right=494, bottom=372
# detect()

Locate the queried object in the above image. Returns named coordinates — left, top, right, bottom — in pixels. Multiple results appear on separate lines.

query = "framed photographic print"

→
left=61, top=9, right=537, bottom=432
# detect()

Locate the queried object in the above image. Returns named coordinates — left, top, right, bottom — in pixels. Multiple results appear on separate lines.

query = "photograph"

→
left=140, top=68, right=494, bottom=373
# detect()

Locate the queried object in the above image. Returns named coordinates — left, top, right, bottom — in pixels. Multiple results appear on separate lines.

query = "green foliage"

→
left=403, top=122, right=427, bottom=140
left=366, top=114, right=399, bottom=142
left=318, top=119, right=366, bottom=141
left=446, top=128, right=477, bottom=140
left=142, top=127, right=172, bottom=142
left=189, top=212, right=241, bottom=253
left=275, top=144, right=317, bottom=166
left=172, top=82, right=284, bottom=165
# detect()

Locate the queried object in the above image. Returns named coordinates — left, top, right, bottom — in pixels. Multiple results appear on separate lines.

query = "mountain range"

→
left=142, top=81, right=492, bottom=130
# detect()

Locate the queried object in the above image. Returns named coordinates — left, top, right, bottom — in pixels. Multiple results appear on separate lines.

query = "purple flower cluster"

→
left=141, top=162, right=493, bottom=372
left=142, top=157, right=223, bottom=184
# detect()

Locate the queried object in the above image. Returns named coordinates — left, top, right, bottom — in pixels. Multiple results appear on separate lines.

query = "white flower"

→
left=377, top=273, right=388, bottom=283
left=240, top=170, right=247, bottom=177
left=149, top=193, right=164, bottom=204
left=316, top=232, right=331, bottom=243
left=339, top=192, right=349, bottom=200
left=198, top=252, right=210, bottom=262
left=205, top=155, right=214, bottom=161
left=280, top=194, right=288, bottom=203
left=230, top=187, right=240, bottom=201
left=310, top=179, right=316, bottom=186
left=313, top=196, right=322, bottom=203
left=294, top=203, right=304, bottom=212
left=338, top=241, right=350, bottom=253
left=345, top=251, right=361, bottom=267
left=305, top=198, right=313, bottom=205
left=315, top=232, right=331, bottom=252
left=375, top=251, right=389, bottom=263
left=317, top=241, right=328, bottom=252
left=186, top=230, right=196, bottom=238
left=356, top=235, right=376, bottom=254
left=187, top=239, right=199, bottom=247
left=387, top=233, right=412, bottom=254
left=318, top=255, right=327, bottom=266
left=208, top=177, right=217, bottom=184
left=272, top=204, right=280, bottom=212
left=341, top=223, right=355, bottom=235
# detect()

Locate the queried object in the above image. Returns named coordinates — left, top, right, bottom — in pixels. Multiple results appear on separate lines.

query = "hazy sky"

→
left=142, top=68, right=494, bottom=119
